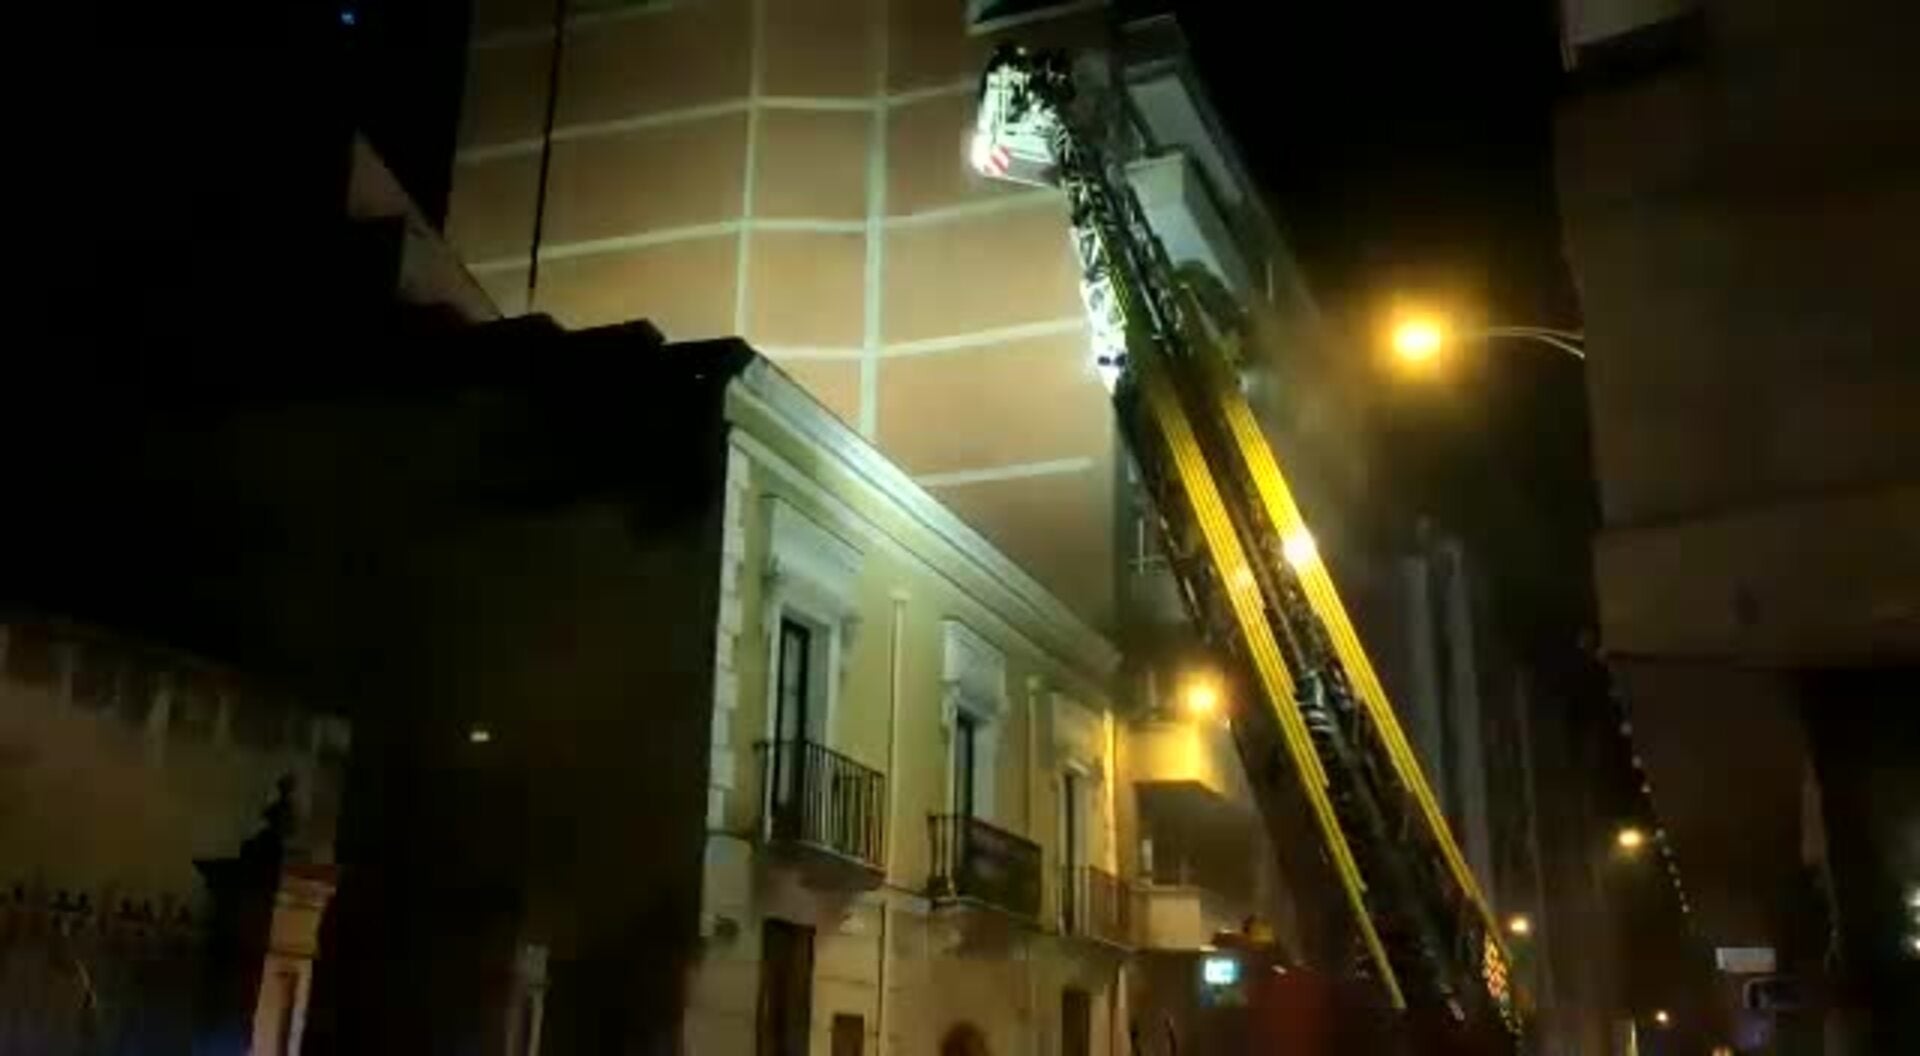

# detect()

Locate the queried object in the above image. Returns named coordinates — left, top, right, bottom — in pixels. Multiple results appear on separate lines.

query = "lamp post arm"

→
left=1478, top=327, right=1587, bottom=360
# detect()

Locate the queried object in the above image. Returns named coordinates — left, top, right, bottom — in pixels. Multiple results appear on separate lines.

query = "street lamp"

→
left=1615, top=826, right=1647, bottom=852
left=1389, top=315, right=1586, bottom=364
left=1506, top=914, right=1533, bottom=938
left=1653, top=1009, right=1672, bottom=1028
left=1181, top=675, right=1221, bottom=719
left=1390, top=317, right=1447, bottom=362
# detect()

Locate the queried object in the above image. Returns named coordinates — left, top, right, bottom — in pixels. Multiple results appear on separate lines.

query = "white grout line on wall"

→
left=752, top=218, right=868, bottom=234
left=455, top=80, right=979, bottom=168
left=883, top=79, right=975, bottom=108
left=759, top=346, right=867, bottom=362
left=859, top=0, right=890, bottom=440
left=469, top=25, right=557, bottom=52
left=760, top=96, right=878, bottom=112
left=568, top=0, right=686, bottom=32
left=885, top=189, right=1063, bottom=229
left=455, top=139, right=547, bottom=166
left=468, top=0, right=686, bottom=51
left=880, top=317, right=1087, bottom=358
left=454, top=100, right=755, bottom=166
left=468, top=221, right=741, bottom=273
left=734, top=0, right=767, bottom=340
left=464, top=216, right=881, bottom=273
left=914, top=458, right=1098, bottom=490
left=551, top=99, right=752, bottom=144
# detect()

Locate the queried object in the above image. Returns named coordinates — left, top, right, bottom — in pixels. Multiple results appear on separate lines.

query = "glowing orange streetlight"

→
left=1181, top=675, right=1220, bottom=719
left=1391, top=317, right=1448, bottom=363
left=1388, top=308, right=1586, bottom=365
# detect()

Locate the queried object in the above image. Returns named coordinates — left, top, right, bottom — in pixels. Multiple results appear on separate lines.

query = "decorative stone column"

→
left=197, top=776, right=339, bottom=1055
left=504, top=942, right=550, bottom=1056
left=247, top=864, right=337, bottom=1055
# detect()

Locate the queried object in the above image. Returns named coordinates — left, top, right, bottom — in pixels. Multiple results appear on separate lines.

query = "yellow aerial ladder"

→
left=972, top=45, right=1520, bottom=1047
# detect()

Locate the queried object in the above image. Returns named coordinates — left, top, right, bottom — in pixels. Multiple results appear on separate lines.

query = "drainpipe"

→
left=876, top=590, right=908, bottom=1056
left=523, top=0, right=566, bottom=305
left=1026, top=674, right=1043, bottom=839
left=1026, top=674, right=1044, bottom=1054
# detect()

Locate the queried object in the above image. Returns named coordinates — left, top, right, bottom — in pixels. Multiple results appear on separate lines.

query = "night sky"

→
left=1179, top=0, right=1577, bottom=327
left=1180, top=0, right=1598, bottom=636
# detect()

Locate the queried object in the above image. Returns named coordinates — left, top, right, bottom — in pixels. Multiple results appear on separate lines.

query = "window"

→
left=771, top=616, right=826, bottom=820
left=1060, top=768, right=1085, bottom=932
left=941, top=620, right=1006, bottom=822
left=1061, top=770, right=1084, bottom=870
left=954, top=712, right=981, bottom=819
left=762, top=498, right=863, bottom=750
left=775, top=617, right=815, bottom=746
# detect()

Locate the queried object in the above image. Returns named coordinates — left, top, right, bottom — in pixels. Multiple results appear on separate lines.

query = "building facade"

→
left=692, top=354, right=1131, bottom=1056
left=447, top=6, right=1367, bottom=1048
left=450, top=0, right=1124, bottom=626
left=447, top=0, right=1331, bottom=636
left=1556, top=1, right=1920, bottom=1051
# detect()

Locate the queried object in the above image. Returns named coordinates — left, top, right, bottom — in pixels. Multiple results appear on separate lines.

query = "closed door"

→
left=830, top=1013, right=864, bottom=1056
left=1061, top=988, right=1091, bottom=1056
left=757, top=919, right=815, bottom=1056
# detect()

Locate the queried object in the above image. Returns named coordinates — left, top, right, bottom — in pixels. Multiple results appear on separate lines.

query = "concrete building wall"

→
left=0, top=619, right=349, bottom=900
left=1557, top=0, right=1920, bottom=1046
left=1557, top=0, right=1920, bottom=665
left=449, top=0, right=1119, bottom=627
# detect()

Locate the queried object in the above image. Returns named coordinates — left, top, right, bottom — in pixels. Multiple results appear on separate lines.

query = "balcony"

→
left=927, top=814, right=1042, bottom=920
left=1129, top=719, right=1247, bottom=801
left=1059, top=865, right=1133, bottom=949
left=756, top=739, right=887, bottom=884
left=1136, top=882, right=1244, bottom=952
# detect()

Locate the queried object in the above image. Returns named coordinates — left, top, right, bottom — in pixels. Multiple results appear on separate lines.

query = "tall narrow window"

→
left=954, top=712, right=980, bottom=819
left=775, top=617, right=813, bottom=744
left=1061, top=770, right=1084, bottom=932
left=1062, top=771, right=1083, bottom=870
left=772, top=617, right=816, bottom=824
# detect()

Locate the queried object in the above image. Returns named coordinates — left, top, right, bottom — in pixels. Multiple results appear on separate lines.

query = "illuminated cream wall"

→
left=449, top=0, right=1119, bottom=627
left=684, top=363, right=1127, bottom=1055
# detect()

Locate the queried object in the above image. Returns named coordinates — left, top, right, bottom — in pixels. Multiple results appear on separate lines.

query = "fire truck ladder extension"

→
left=1134, top=354, right=1405, bottom=1008
left=967, top=43, right=1518, bottom=1036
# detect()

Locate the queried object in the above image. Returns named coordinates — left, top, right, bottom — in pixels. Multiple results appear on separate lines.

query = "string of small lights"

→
left=1593, top=647, right=1727, bottom=1046
left=1605, top=669, right=1703, bottom=942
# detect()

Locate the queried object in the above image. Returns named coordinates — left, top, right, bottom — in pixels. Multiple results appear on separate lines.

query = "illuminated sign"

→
left=1715, top=947, right=1776, bottom=974
left=1201, top=956, right=1240, bottom=987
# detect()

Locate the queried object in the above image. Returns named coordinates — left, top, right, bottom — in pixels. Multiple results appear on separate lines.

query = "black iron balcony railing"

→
left=757, top=739, right=886, bottom=872
left=927, top=814, right=1042, bottom=919
left=1059, top=864, right=1132, bottom=947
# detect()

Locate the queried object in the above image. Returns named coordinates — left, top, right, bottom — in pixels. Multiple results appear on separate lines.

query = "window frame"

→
left=953, top=711, right=981, bottom=820
left=941, top=620, right=1007, bottom=823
